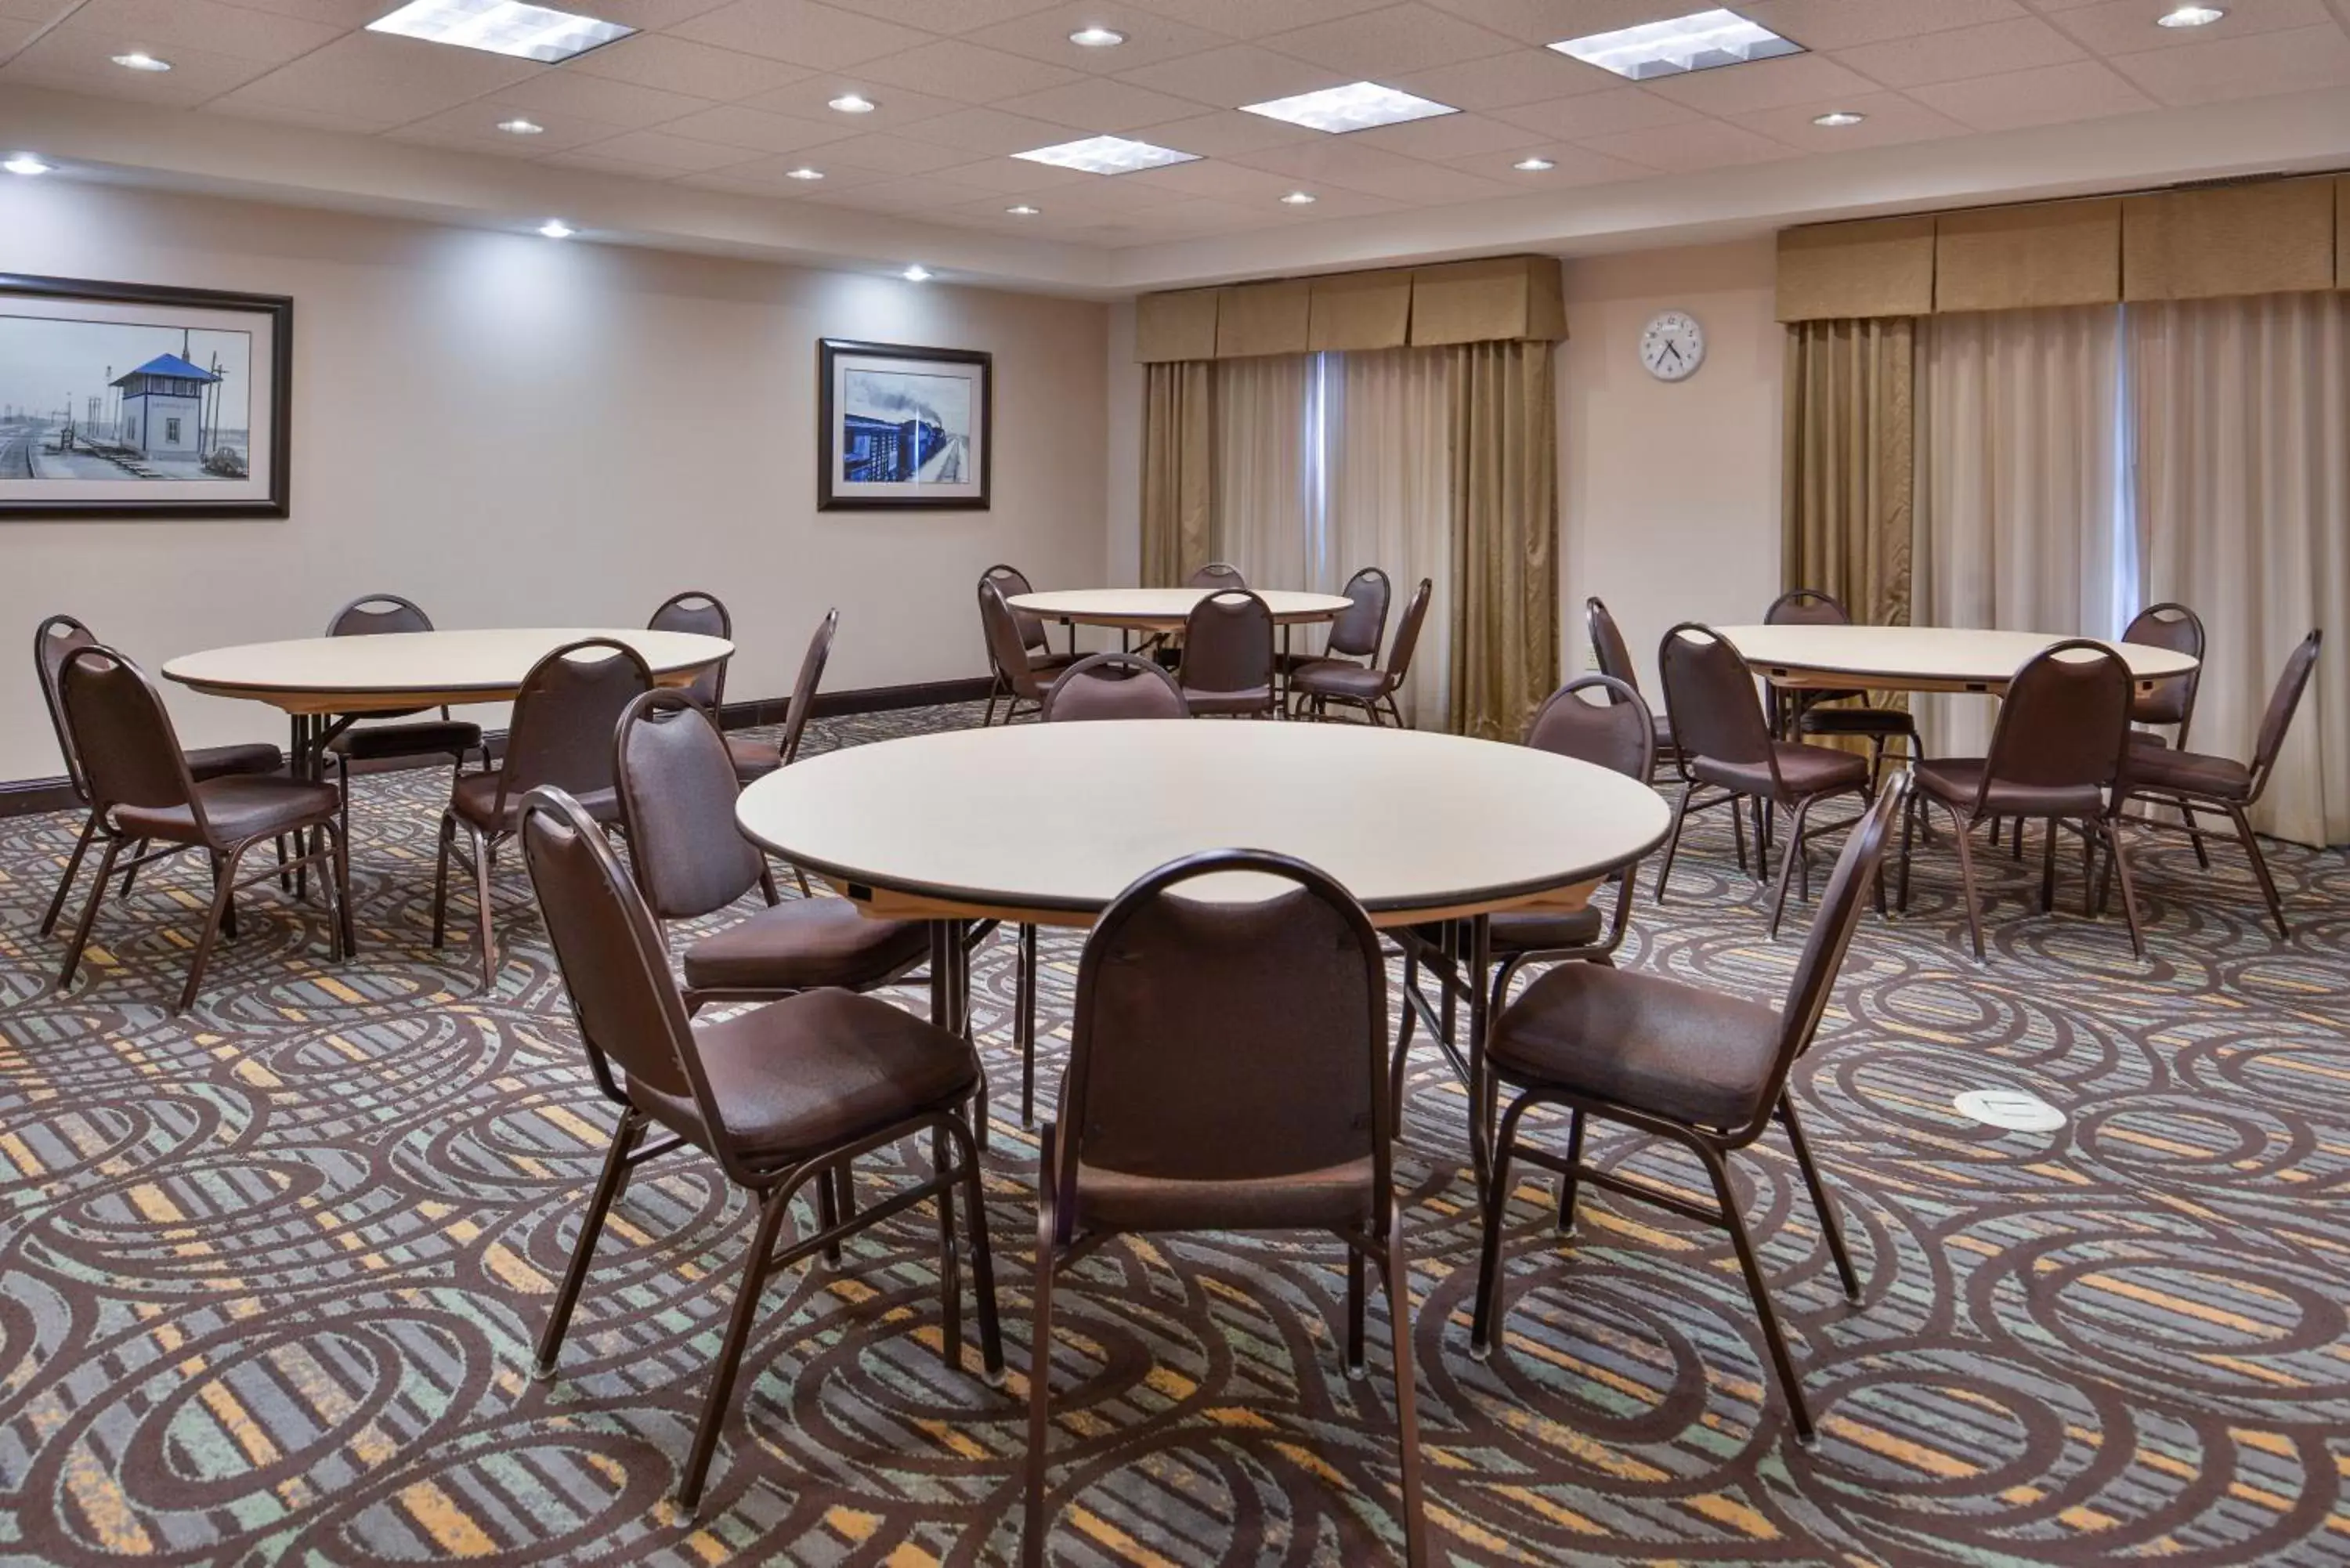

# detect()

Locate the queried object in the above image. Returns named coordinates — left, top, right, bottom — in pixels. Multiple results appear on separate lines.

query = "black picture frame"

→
left=817, top=338, right=991, bottom=511
left=0, top=273, right=293, bottom=520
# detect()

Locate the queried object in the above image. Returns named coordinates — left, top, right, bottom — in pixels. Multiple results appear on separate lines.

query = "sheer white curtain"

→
left=2131, top=291, right=2350, bottom=846
left=1211, top=354, right=1314, bottom=592
left=1914, top=305, right=2124, bottom=757
left=1324, top=347, right=1455, bottom=727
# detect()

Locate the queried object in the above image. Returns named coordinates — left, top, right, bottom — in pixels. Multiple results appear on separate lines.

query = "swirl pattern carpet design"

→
left=3, top=701, right=2348, bottom=1566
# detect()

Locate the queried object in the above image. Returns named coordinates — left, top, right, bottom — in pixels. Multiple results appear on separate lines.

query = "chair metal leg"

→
left=931, top=1125, right=962, bottom=1373
left=430, top=811, right=455, bottom=948
left=535, top=1109, right=646, bottom=1376
left=945, top=1109, right=1005, bottom=1385
left=2100, top=817, right=2146, bottom=960
left=1017, top=923, right=1038, bottom=1125
left=118, top=837, right=149, bottom=900
left=2228, top=803, right=2290, bottom=940
left=817, top=1160, right=845, bottom=1269
left=1469, top=1094, right=1533, bottom=1358
left=1022, top=1139, right=1061, bottom=1568
left=1380, top=1212, right=1430, bottom=1568
left=465, top=822, right=498, bottom=986
left=758, top=865, right=780, bottom=905
left=1344, top=1241, right=1367, bottom=1378
left=215, top=851, right=240, bottom=943
left=1730, top=790, right=1750, bottom=875
left=1949, top=807, right=1987, bottom=963
left=2179, top=801, right=2214, bottom=869
left=1896, top=785, right=1918, bottom=914
left=57, top=836, right=124, bottom=994
left=38, top=813, right=98, bottom=938
left=1777, top=1096, right=1860, bottom=1302
left=792, top=865, right=812, bottom=898
left=678, top=1187, right=793, bottom=1512
left=1389, top=948, right=1418, bottom=1132
left=1691, top=1138, right=1817, bottom=1441
left=178, top=841, right=252, bottom=1013
left=1554, top=1109, right=1585, bottom=1234
left=2039, top=816, right=2060, bottom=914
left=1766, top=794, right=1817, bottom=939
left=1653, top=783, right=1696, bottom=904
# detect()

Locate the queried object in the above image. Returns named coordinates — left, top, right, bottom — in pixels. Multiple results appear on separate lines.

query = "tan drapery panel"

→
left=1781, top=318, right=1917, bottom=629
left=1211, top=355, right=1314, bottom=591
left=1448, top=339, right=1557, bottom=742
left=1139, top=360, right=1215, bottom=589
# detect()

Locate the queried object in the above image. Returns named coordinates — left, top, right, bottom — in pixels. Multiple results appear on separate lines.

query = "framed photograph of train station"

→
left=0, top=273, right=293, bottom=520
left=817, top=338, right=990, bottom=511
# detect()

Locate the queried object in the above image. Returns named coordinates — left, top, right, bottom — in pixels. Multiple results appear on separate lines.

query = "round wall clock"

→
left=1640, top=310, right=1705, bottom=381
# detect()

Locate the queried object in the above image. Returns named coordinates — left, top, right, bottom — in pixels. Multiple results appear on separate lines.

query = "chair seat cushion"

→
left=451, top=771, right=618, bottom=833
left=327, top=718, right=482, bottom=761
left=2123, top=736, right=2251, bottom=802
left=115, top=775, right=339, bottom=846
left=633, top=988, right=975, bottom=1162
left=1651, top=713, right=1678, bottom=756
left=1491, top=904, right=1605, bottom=952
left=1026, top=649, right=1083, bottom=675
left=1915, top=758, right=2106, bottom=819
left=1692, top=741, right=1868, bottom=800
left=1182, top=686, right=1274, bottom=716
left=1291, top=660, right=1391, bottom=701
left=1799, top=706, right=1917, bottom=739
left=727, top=734, right=784, bottom=782
left=682, top=898, right=930, bottom=993
left=184, top=741, right=285, bottom=782
left=1076, top=1155, right=1375, bottom=1233
left=1490, top=963, right=1782, bottom=1133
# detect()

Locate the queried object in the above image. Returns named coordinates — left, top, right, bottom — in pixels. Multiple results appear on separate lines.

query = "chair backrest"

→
left=1585, top=597, right=1641, bottom=695
left=978, top=580, right=1046, bottom=701
left=776, top=609, right=839, bottom=766
left=1385, top=577, right=1434, bottom=684
left=1748, top=776, right=1908, bottom=1136
left=34, top=613, right=99, bottom=801
left=1524, top=675, right=1655, bottom=782
left=2247, top=629, right=2324, bottom=800
left=56, top=644, right=200, bottom=826
left=1179, top=590, right=1275, bottom=695
left=1043, top=652, right=1190, bottom=722
left=1766, top=588, right=1850, bottom=627
left=494, top=638, right=656, bottom=819
left=1325, top=566, right=1390, bottom=660
left=1188, top=562, right=1247, bottom=591
left=646, top=591, right=732, bottom=711
left=2121, top=601, right=2204, bottom=728
left=614, top=688, right=765, bottom=921
left=520, top=786, right=726, bottom=1157
left=1054, top=849, right=1390, bottom=1224
left=982, top=563, right=1050, bottom=654
left=326, top=592, right=433, bottom=638
left=1977, top=640, right=2130, bottom=808
left=1658, top=623, right=1775, bottom=774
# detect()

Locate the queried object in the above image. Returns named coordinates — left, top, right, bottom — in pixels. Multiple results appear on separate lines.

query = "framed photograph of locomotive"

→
left=817, top=338, right=990, bottom=511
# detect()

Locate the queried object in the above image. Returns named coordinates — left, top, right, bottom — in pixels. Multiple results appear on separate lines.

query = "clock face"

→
left=1640, top=310, right=1705, bottom=381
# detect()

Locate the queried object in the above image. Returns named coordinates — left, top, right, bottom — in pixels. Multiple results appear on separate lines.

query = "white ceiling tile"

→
left=735, top=76, right=961, bottom=126
left=957, top=4, right=1231, bottom=73
left=1226, top=135, right=1512, bottom=203
left=1119, top=157, right=1309, bottom=200
left=569, top=34, right=812, bottom=99
left=1578, top=117, right=1798, bottom=172
left=1491, top=85, right=1702, bottom=139
left=855, top=38, right=1085, bottom=101
left=669, top=0, right=935, bottom=69
left=816, top=0, right=1061, bottom=31
left=1832, top=16, right=2087, bottom=87
left=790, top=130, right=978, bottom=173
left=489, top=68, right=716, bottom=128
left=216, top=34, right=545, bottom=122
left=1350, top=109, right=1540, bottom=158
left=574, top=0, right=737, bottom=27
left=2107, top=21, right=2350, bottom=102
left=0, top=15, right=39, bottom=52
left=1727, top=88, right=1972, bottom=149
left=0, top=31, right=274, bottom=103
left=0, top=0, right=74, bottom=18
left=989, top=74, right=1206, bottom=128
left=1259, top=3, right=1520, bottom=78
left=1737, top=0, right=2030, bottom=51
left=1123, top=109, right=1323, bottom=157
left=807, top=170, right=1003, bottom=210
left=1643, top=51, right=1879, bottom=113
left=1906, top=57, right=2157, bottom=128
left=699, top=152, right=895, bottom=186
left=569, top=126, right=768, bottom=169
left=1415, top=0, right=1694, bottom=49
left=1383, top=48, right=1621, bottom=110
left=57, top=0, right=344, bottom=64
left=542, top=147, right=688, bottom=179
left=893, top=104, right=1108, bottom=153
left=1139, top=0, right=1397, bottom=40
left=2044, top=0, right=2334, bottom=56
left=393, top=99, right=642, bottom=150
left=206, top=97, right=401, bottom=132
left=913, top=151, right=1097, bottom=189
left=1115, top=43, right=1350, bottom=106
left=1442, top=140, right=1650, bottom=183
left=655, top=102, right=855, bottom=150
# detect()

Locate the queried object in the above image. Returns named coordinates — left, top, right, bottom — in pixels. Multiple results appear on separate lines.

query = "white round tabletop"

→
left=1710, top=624, right=2198, bottom=693
left=1009, top=587, right=1357, bottom=630
left=736, top=721, right=1671, bottom=930
left=161, top=628, right=734, bottom=714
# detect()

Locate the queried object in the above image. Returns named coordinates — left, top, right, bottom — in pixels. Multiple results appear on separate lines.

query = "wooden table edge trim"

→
left=1752, top=666, right=2175, bottom=697
left=163, top=666, right=719, bottom=715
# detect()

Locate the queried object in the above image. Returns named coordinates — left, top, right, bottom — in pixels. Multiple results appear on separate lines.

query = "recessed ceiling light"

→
left=1068, top=26, right=1124, bottom=47
left=367, top=0, right=633, bottom=63
left=1550, top=9, right=1802, bottom=80
left=1012, top=135, right=1198, bottom=175
left=2157, top=4, right=2225, bottom=24
left=1241, top=81, right=1456, bottom=134
left=497, top=117, right=544, bottom=134
left=111, top=51, right=172, bottom=70
left=828, top=92, right=877, bottom=114
left=1812, top=110, right=1865, bottom=127
left=1280, top=190, right=1317, bottom=204
left=1006, top=204, right=1041, bottom=215
left=1512, top=156, right=1556, bottom=171
left=4, top=153, right=51, bottom=175
left=784, top=166, right=825, bottom=180
left=902, top=264, right=932, bottom=282
left=537, top=219, right=575, bottom=238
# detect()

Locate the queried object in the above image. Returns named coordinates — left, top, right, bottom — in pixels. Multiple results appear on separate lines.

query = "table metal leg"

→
left=1465, top=914, right=1495, bottom=1197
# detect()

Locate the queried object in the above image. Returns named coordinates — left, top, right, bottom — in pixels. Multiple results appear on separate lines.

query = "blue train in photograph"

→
left=843, top=411, right=945, bottom=483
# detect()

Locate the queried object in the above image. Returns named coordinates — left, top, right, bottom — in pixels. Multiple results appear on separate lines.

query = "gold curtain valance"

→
left=1778, top=174, right=2344, bottom=320
left=1133, top=254, right=1567, bottom=362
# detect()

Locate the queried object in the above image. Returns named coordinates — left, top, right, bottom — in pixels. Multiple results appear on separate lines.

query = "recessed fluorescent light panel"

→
left=1550, top=9, right=1802, bottom=81
left=1241, top=81, right=1455, bottom=133
left=1012, top=135, right=1198, bottom=175
left=367, top=0, right=634, bottom=63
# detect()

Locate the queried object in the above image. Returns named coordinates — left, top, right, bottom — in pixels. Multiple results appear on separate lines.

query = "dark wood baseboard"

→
left=0, top=676, right=996, bottom=819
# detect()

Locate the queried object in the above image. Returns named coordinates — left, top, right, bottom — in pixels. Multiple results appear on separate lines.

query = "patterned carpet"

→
left=4, top=700, right=2348, bottom=1567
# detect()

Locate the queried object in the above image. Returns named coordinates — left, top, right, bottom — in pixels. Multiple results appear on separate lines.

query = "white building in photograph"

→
left=111, top=352, right=218, bottom=457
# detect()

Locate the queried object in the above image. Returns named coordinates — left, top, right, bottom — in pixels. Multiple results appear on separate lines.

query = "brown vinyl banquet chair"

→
left=323, top=593, right=488, bottom=850
left=432, top=637, right=653, bottom=984
left=1471, top=776, right=1905, bottom=1443
left=34, top=612, right=284, bottom=937
left=723, top=609, right=837, bottom=786
left=519, top=785, right=1002, bottom=1513
left=1763, top=589, right=1918, bottom=793
left=1177, top=588, right=1278, bottom=717
left=1586, top=596, right=1677, bottom=775
left=1023, top=850, right=1425, bottom=1567
left=52, top=643, right=350, bottom=1012
left=981, top=564, right=1079, bottom=724
left=1188, top=561, right=1247, bottom=591
left=978, top=580, right=1054, bottom=725
left=1296, top=576, right=1431, bottom=727
left=645, top=589, right=732, bottom=713
left=1039, top=651, right=1188, bottom=723
left=1281, top=564, right=1389, bottom=687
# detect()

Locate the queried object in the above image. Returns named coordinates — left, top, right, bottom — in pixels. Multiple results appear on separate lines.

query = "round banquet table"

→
left=1709, top=623, right=2198, bottom=695
left=737, top=720, right=1670, bottom=1177
left=1007, top=587, right=1357, bottom=633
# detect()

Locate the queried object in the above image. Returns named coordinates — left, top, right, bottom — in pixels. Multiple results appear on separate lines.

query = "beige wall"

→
left=3, top=180, right=1108, bottom=782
